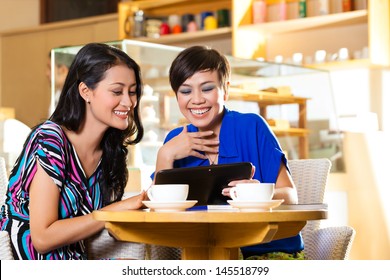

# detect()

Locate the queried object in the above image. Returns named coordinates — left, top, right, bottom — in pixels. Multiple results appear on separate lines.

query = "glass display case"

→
left=51, top=40, right=343, bottom=188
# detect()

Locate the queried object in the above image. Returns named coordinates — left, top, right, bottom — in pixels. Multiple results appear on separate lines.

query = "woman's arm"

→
left=154, top=126, right=219, bottom=180
left=29, top=160, right=145, bottom=254
left=273, top=163, right=298, bottom=204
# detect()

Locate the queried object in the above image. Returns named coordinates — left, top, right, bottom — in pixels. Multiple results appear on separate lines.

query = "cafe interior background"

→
left=0, top=0, right=389, bottom=260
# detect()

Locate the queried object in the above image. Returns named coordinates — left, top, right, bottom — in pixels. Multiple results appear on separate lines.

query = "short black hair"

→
left=169, top=46, right=230, bottom=94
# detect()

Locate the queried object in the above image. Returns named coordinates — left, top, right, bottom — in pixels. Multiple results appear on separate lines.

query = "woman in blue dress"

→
left=154, top=46, right=303, bottom=259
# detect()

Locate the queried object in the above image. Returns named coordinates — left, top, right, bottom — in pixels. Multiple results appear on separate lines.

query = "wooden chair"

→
left=0, top=156, right=14, bottom=260
left=289, top=158, right=356, bottom=260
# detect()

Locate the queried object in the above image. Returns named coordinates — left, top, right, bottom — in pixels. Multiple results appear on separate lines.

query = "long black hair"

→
left=50, top=43, right=144, bottom=206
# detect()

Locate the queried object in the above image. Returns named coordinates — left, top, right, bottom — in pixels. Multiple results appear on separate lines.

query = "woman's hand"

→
left=221, top=178, right=260, bottom=197
left=122, top=191, right=146, bottom=209
left=156, top=126, right=219, bottom=171
left=221, top=165, right=258, bottom=197
left=168, top=126, right=219, bottom=160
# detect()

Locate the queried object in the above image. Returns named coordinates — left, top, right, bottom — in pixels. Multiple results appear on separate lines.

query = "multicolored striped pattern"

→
left=0, top=121, right=102, bottom=259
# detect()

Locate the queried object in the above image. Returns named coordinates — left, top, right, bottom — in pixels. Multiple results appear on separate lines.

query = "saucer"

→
left=142, top=200, right=198, bottom=212
left=227, top=199, right=284, bottom=212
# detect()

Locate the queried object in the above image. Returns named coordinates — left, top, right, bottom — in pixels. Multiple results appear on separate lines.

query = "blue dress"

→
left=155, top=107, right=303, bottom=257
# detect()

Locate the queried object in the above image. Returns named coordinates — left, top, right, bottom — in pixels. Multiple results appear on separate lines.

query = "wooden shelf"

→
left=133, top=27, right=232, bottom=44
left=118, top=0, right=231, bottom=40
left=122, top=0, right=231, bottom=16
left=228, top=88, right=309, bottom=105
left=238, top=10, right=367, bottom=35
left=232, top=3, right=368, bottom=60
left=305, top=58, right=386, bottom=71
left=228, top=86, right=309, bottom=158
left=272, top=127, right=310, bottom=137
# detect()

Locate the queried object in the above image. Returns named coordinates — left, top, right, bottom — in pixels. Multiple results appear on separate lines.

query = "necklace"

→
left=206, top=153, right=219, bottom=165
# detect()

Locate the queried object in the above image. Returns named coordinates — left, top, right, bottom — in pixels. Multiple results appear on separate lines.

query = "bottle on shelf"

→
left=217, top=9, right=231, bottom=27
left=181, top=14, right=196, bottom=32
left=307, top=0, right=329, bottom=17
left=204, top=15, right=218, bottom=30
left=252, top=0, right=267, bottom=24
left=353, top=0, right=367, bottom=10
left=342, top=0, right=352, bottom=12
left=168, top=15, right=182, bottom=34
left=299, top=0, right=307, bottom=18
left=266, top=0, right=287, bottom=22
left=160, top=21, right=170, bottom=35
left=200, top=11, right=214, bottom=29
left=133, top=10, right=146, bottom=37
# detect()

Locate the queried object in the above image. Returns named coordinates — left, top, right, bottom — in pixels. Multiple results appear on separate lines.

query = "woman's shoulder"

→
left=33, top=121, right=67, bottom=144
left=165, top=126, right=184, bottom=141
left=226, top=109, right=267, bottom=125
left=165, top=124, right=198, bottom=142
left=35, top=120, right=62, bottom=133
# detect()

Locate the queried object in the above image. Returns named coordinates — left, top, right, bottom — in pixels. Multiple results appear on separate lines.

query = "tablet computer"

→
left=154, top=162, right=253, bottom=206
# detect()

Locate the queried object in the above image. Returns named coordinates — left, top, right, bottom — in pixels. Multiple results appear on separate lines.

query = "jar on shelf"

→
left=307, top=0, right=329, bottom=17
left=168, top=15, right=182, bottom=34
left=200, top=11, right=214, bottom=29
left=299, top=0, right=307, bottom=17
left=329, top=0, right=343, bottom=13
left=217, top=9, right=231, bottom=27
left=353, top=0, right=367, bottom=10
left=342, top=0, right=352, bottom=12
left=145, top=19, right=162, bottom=38
left=160, top=21, right=170, bottom=35
left=266, top=0, right=287, bottom=22
left=204, top=15, right=218, bottom=30
left=133, top=10, right=146, bottom=37
left=286, top=0, right=301, bottom=20
left=253, top=0, right=267, bottom=24
left=182, top=14, right=196, bottom=32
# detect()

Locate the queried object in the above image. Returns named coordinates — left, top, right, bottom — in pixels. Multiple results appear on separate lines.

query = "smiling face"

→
left=177, top=70, right=228, bottom=132
left=82, top=64, right=138, bottom=131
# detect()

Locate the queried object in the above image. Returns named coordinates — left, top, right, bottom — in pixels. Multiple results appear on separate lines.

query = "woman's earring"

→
left=87, top=98, right=90, bottom=104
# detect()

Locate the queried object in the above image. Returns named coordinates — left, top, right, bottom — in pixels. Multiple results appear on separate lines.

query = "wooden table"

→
left=93, top=205, right=327, bottom=260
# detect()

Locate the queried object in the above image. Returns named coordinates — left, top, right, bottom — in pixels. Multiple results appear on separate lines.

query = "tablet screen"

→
left=154, top=162, right=253, bottom=205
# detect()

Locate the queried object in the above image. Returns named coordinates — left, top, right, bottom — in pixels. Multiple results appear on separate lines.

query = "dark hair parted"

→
left=169, top=45, right=231, bottom=94
left=50, top=43, right=144, bottom=206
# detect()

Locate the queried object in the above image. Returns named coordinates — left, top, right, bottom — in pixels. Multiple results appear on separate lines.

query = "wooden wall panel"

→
left=0, top=14, right=118, bottom=127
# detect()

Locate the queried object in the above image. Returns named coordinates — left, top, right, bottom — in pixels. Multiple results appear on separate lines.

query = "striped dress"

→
left=0, top=121, right=103, bottom=259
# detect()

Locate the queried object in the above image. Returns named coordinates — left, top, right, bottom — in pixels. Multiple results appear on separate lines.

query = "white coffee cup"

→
left=147, top=184, right=189, bottom=202
left=229, top=183, right=274, bottom=201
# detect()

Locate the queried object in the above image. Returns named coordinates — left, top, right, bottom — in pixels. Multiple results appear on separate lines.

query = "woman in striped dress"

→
left=0, top=43, right=145, bottom=259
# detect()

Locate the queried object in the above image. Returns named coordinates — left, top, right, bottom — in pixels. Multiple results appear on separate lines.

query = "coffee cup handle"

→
left=147, top=188, right=154, bottom=201
left=229, top=187, right=238, bottom=200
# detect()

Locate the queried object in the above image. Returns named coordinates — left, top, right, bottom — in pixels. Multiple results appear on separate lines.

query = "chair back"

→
left=0, top=156, right=13, bottom=260
left=288, top=158, right=331, bottom=235
left=288, top=158, right=355, bottom=259
left=0, top=231, right=13, bottom=260
left=86, top=229, right=146, bottom=260
left=289, top=158, right=331, bottom=205
left=0, top=156, right=8, bottom=205
left=309, top=225, right=356, bottom=260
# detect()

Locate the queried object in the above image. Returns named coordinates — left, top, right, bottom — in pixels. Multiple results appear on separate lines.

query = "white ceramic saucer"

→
left=142, top=200, right=198, bottom=212
left=227, top=199, right=284, bottom=212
